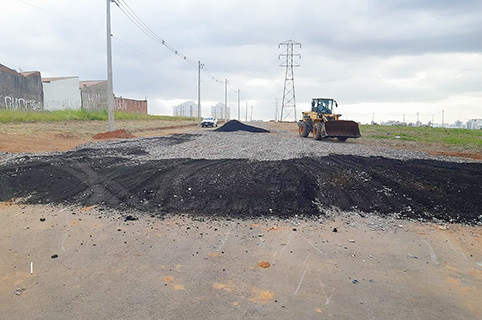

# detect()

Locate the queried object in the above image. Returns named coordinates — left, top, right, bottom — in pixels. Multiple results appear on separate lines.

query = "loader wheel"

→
left=298, top=122, right=309, bottom=138
left=313, top=123, right=323, bottom=140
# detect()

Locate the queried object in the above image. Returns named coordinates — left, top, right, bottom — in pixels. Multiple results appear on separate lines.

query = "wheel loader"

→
left=298, top=98, right=361, bottom=141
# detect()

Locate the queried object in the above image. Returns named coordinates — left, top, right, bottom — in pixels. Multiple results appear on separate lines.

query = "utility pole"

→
left=106, top=0, right=114, bottom=131
left=403, top=114, right=405, bottom=124
left=245, top=100, right=248, bottom=122
left=237, top=89, right=240, bottom=121
left=442, top=109, right=444, bottom=128
left=197, top=61, right=203, bottom=125
left=279, top=40, right=301, bottom=122
left=416, top=112, right=420, bottom=126
left=224, top=79, right=228, bottom=122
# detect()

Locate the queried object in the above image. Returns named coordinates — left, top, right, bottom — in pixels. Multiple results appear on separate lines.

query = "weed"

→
left=360, top=125, right=482, bottom=149
left=0, top=109, right=195, bottom=123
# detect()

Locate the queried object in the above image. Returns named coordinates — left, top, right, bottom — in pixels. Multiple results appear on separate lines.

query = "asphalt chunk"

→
left=0, top=152, right=480, bottom=223
left=214, top=120, right=269, bottom=133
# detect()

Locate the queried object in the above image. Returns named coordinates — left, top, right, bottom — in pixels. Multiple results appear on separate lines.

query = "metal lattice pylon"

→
left=278, top=40, right=301, bottom=122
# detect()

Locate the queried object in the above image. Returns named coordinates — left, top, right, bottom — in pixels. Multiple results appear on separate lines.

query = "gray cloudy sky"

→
left=2, top=0, right=481, bottom=124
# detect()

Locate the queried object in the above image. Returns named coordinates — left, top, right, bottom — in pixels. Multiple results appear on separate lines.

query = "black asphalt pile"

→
left=1, top=151, right=481, bottom=223
left=215, top=120, right=270, bottom=133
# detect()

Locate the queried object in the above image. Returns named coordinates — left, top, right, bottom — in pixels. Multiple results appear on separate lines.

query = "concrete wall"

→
left=80, top=81, right=108, bottom=111
left=114, top=97, right=147, bottom=114
left=0, top=63, right=43, bottom=110
left=42, top=77, right=81, bottom=111
left=81, top=81, right=147, bottom=114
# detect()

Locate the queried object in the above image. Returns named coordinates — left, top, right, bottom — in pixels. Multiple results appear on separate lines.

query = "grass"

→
left=360, top=125, right=482, bottom=148
left=0, top=109, right=195, bottom=123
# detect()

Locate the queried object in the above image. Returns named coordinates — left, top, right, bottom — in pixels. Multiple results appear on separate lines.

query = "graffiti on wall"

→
left=0, top=95, right=43, bottom=111
left=45, top=98, right=81, bottom=110
left=84, top=93, right=102, bottom=104
left=114, top=98, right=128, bottom=110
left=81, top=93, right=105, bottom=110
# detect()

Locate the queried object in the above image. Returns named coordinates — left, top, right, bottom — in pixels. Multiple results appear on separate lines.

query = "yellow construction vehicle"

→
left=298, top=98, right=361, bottom=141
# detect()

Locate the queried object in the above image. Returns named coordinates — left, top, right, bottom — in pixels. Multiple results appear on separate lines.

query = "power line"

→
left=202, top=65, right=224, bottom=85
left=112, top=36, right=193, bottom=79
left=16, top=0, right=241, bottom=102
left=113, top=0, right=238, bottom=90
left=290, top=0, right=309, bottom=39
left=16, top=0, right=194, bottom=80
left=113, top=0, right=196, bottom=67
left=16, top=0, right=103, bottom=34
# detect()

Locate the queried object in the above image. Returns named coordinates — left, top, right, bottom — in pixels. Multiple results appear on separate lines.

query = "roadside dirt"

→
left=1, top=120, right=481, bottom=161
left=0, top=203, right=481, bottom=320
left=92, top=129, right=135, bottom=140
left=0, top=119, right=197, bottom=153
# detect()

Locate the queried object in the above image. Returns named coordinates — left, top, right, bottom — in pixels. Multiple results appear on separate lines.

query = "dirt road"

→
left=0, top=121, right=481, bottom=319
left=0, top=119, right=197, bottom=153
left=1, top=203, right=481, bottom=319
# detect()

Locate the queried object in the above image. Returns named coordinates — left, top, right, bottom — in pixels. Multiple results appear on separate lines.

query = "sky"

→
left=1, top=0, right=481, bottom=124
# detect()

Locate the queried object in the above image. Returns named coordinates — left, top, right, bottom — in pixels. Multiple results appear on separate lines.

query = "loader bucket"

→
left=322, top=120, right=361, bottom=140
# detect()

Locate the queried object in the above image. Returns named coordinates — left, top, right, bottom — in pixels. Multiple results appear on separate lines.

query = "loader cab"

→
left=312, top=98, right=337, bottom=115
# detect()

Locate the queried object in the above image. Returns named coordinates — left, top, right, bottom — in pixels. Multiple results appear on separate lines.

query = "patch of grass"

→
left=0, top=109, right=195, bottom=123
left=360, top=125, right=482, bottom=148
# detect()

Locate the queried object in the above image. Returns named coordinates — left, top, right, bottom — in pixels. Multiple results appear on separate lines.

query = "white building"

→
left=173, top=101, right=199, bottom=117
left=42, top=76, right=81, bottom=110
left=466, top=119, right=482, bottom=130
left=211, top=102, right=230, bottom=119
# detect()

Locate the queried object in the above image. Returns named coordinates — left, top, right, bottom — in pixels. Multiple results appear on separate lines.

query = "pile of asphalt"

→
left=215, top=120, right=270, bottom=133
left=1, top=141, right=481, bottom=223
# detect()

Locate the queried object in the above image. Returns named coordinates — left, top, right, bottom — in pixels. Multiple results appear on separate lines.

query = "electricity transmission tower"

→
left=278, top=40, right=301, bottom=122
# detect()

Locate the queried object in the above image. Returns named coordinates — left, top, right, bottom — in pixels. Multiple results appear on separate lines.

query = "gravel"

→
left=66, top=131, right=479, bottom=164
left=2, top=128, right=479, bottom=165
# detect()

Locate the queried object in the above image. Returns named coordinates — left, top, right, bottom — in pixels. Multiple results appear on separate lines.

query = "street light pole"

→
left=237, top=89, right=240, bottom=121
left=106, top=0, right=114, bottom=131
left=245, top=100, right=248, bottom=122
left=198, top=61, right=202, bottom=125
left=224, top=79, right=228, bottom=122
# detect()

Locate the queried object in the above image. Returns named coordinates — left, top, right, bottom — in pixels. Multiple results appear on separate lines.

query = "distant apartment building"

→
left=0, top=63, right=43, bottom=110
left=173, top=101, right=199, bottom=117
left=211, top=102, right=229, bottom=119
left=466, top=119, right=482, bottom=130
left=42, top=76, right=81, bottom=110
